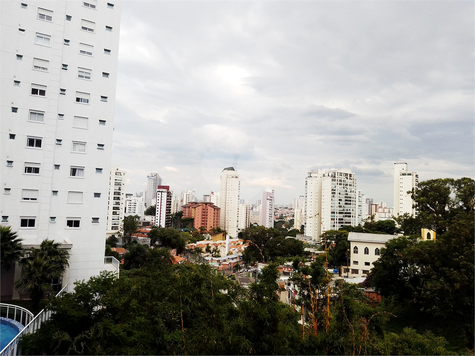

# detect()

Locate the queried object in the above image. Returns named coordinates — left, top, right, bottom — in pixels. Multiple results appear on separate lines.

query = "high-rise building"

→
left=145, top=172, right=161, bottom=207
left=293, top=195, right=305, bottom=231
left=181, top=202, right=220, bottom=232
left=106, top=167, right=126, bottom=235
left=0, top=0, right=122, bottom=287
left=393, top=162, right=418, bottom=216
left=261, top=189, right=275, bottom=228
left=219, top=167, right=240, bottom=237
left=155, top=185, right=172, bottom=227
left=238, top=202, right=250, bottom=231
left=305, top=169, right=357, bottom=242
left=125, top=193, right=145, bottom=217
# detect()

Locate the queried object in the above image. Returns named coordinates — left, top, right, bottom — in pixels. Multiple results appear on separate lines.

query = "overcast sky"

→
left=112, top=0, right=474, bottom=206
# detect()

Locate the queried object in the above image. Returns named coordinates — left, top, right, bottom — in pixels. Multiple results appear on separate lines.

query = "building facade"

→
left=155, top=185, right=172, bottom=227
left=305, top=169, right=357, bottom=242
left=219, top=167, right=240, bottom=237
left=181, top=202, right=220, bottom=232
left=125, top=193, right=145, bottom=217
left=261, top=189, right=275, bottom=228
left=0, top=0, right=121, bottom=287
left=106, top=167, right=126, bottom=235
left=393, top=162, right=418, bottom=216
left=145, top=172, right=161, bottom=208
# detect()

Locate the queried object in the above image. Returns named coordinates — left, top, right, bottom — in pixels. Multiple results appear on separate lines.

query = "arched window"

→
left=353, top=246, right=358, bottom=254
left=364, top=247, right=369, bottom=255
left=375, top=248, right=380, bottom=256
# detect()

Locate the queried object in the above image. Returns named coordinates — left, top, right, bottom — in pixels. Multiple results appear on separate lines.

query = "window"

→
left=105, top=25, right=112, bottom=31
left=364, top=262, right=370, bottom=266
left=67, top=191, right=83, bottom=203
left=375, top=248, right=380, bottom=256
left=76, top=91, right=90, bottom=104
left=12, top=107, right=18, bottom=113
left=2, top=216, right=8, bottom=222
left=72, top=141, right=86, bottom=152
left=14, top=80, right=20, bottom=86
left=37, top=8, right=53, bottom=21
left=60, top=88, right=66, bottom=95
left=66, top=15, right=72, bottom=21
left=50, top=217, right=56, bottom=223
left=95, top=168, right=103, bottom=173
left=351, top=269, right=359, bottom=275
left=62, top=64, right=68, bottom=70
left=64, top=39, right=70, bottom=45
left=353, top=261, right=358, bottom=265
left=16, top=54, right=23, bottom=60
left=7, top=161, right=13, bottom=167
left=21, top=3, right=27, bottom=8
left=9, top=134, right=16, bottom=139
left=81, top=19, right=95, bottom=32
left=31, top=84, right=46, bottom=96
left=79, top=43, right=93, bottom=56
left=27, top=136, right=42, bottom=148
left=364, top=247, right=369, bottom=255
left=20, top=217, right=36, bottom=228
left=54, top=164, right=60, bottom=170
left=104, top=48, right=111, bottom=55
left=22, top=189, right=38, bottom=201
left=19, top=28, right=25, bottom=34
left=97, top=143, right=104, bottom=150
left=78, top=67, right=91, bottom=79
left=100, top=96, right=108, bottom=102
left=353, top=246, right=358, bottom=254
left=102, top=72, right=109, bottom=78
left=24, top=162, right=40, bottom=174
left=362, top=270, right=369, bottom=274
left=58, top=113, right=64, bottom=119
left=35, top=33, right=51, bottom=46
left=83, top=0, right=96, bottom=9
left=29, top=110, right=45, bottom=122
left=107, top=3, right=114, bottom=8
left=33, top=58, right=49, bottom=71
left=56, top=139, right=62, bottom=145
left=99, top=119, right=106, bottom=125
left=92, top=217, right=99, bottom=223
left=52, top=190, right=58, bottom=196
left=4, top=188, right=11, bottom=195
left=70, top=166, right=85, bottom=177
left=73, top=116, right=88, bottom=129
left=66, top=219, right=80, bottom=228
left=94, top=192, right=101, bottom=198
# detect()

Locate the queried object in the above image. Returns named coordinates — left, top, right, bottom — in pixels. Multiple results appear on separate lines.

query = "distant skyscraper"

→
left=238, top=203, right=250, bottom=230
left=155, top=185, right=172, bottom=227
left=145, top=173, right=162, bottom=207
left=305, top=169, right=357, bottom=242
left=393, top=162, right=418, bottom=216
left=261, top=189, right=275, bottom=228
left=125, top=194, right=145, bottom=217
left=106, top=167, right=126, bottom=235
left=219, top=167, right=240, bottom=237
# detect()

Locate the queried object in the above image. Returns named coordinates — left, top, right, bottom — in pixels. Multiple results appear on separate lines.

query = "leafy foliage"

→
left=1, top=226, right=23, bottom=270
left=144, top=205, right=156, bottom=216
left=122, top=215, right=140, bottom=246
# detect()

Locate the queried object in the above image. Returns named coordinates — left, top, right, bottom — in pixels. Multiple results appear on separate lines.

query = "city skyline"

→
left=111, top=1, right=474, bottom=206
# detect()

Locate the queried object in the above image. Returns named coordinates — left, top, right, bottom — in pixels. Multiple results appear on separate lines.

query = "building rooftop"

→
left=348, top=232, right=396, bottom=243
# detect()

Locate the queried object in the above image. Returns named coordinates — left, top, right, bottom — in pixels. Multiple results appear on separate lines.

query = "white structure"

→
left=369, top=201, right=394, bottom=221
left=238, top=202, right=250, bottom=231
left=155, top=185, right=171, bottom=227
left=305, top=169, right=357, bottom=242
left=219, top=167, right=240, bottom=237
left=393, top=162, right=418, bottom=216
left=125, top=193, right=144, bottom=217
left=347, top=232, right=396, bottom=277
left=145, top=172, right=161, bottom=208
left=293, top=195, right=305, bottom=231
left=356, top=190, right=367, bottom=225
left=106, top=167, right=126, bottom=235
left=0, top=0, right=122, bottom=287
left=261, top=189, right=275, bottom=228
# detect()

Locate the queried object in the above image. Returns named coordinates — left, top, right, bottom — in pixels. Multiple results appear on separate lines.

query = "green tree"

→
left=15, top=239, right=69, bottom=309
left=122, top=215, right=140, bottom=246
left=170, top=211, right=183, bottom=229
left=1, top=226, right=23, bottom=270
left=144, top=205, right=156, bottom=216
left=105, top=234, right=118, bottom=248
left=122, top=243, right=149, bottom=270
left=324, top=230, right=349, bottom=266
left=150, top=227, right=186, bottom=253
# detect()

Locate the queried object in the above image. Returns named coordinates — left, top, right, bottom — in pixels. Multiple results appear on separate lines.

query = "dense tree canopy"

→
left=1, top=226, right=23, bottom=270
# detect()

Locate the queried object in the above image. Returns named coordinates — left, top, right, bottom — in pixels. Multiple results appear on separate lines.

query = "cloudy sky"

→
left=112, top=0, right=474, bottom=205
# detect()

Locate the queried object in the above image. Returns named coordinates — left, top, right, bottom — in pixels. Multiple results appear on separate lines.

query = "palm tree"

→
left=15, top=239, right=69, bottom=308
left=1, top=226, right=23, bottom=270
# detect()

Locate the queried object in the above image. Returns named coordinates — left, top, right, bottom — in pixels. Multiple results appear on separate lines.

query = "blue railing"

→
left=0, top=285, right=68, bottom=356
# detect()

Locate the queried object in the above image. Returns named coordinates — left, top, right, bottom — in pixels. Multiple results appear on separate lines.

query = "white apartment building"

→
left=261, top=189, right=275, bottom=228
left=106, top=167, right=126, bottom=235
left=238, top=202, right=250, bottom=231
left=125, top=193, right=145, bottom=217
left=0, top=0, right=122, bottom=286
left=393, top=162, right=418, bottom=216
left=293, top=195, right=305, bottom=231
left=155, top=185, right=172, bottom=227
left=305, top=169, right=357, bottom=242
left=145, top=172, right=161, bottom=208
left=219, top=167, right=240, bottom=238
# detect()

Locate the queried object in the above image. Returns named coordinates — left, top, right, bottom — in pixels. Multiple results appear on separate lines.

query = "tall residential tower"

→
left=393, top=162, right=418, bottom=216
left=219, top=167, right=240, bottom=237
